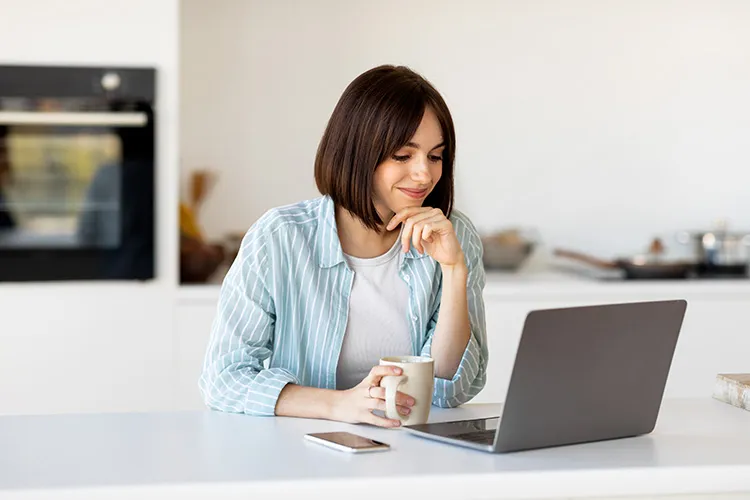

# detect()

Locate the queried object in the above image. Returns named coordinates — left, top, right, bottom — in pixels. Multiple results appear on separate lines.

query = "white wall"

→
left=181, top=0, right=750, bottom=259
left=0, top=0, right=180, bottom=415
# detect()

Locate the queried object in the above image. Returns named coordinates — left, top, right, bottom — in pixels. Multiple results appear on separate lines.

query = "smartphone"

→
left=304, top=432, right=390, bottom=453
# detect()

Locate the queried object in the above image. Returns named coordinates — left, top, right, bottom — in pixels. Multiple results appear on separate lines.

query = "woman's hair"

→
left=314, top=65, right=456, bottom=231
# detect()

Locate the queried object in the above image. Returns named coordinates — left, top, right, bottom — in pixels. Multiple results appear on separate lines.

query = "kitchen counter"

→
left=178, top=267, right=750, bottom=303
left=2, top=398, right=750, bottom=499
left=481, top=269, right=750, bottom=299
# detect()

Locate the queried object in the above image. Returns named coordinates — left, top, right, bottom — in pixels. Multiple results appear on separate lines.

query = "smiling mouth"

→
left=398, top=188, right=429, bottom=199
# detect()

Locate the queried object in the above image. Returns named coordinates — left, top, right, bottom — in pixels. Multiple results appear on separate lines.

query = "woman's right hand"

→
left=330, top=365, right=416, bottom=428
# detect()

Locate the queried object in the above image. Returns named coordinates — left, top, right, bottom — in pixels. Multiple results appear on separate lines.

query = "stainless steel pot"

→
left=677, top=224, right=750, bottom=267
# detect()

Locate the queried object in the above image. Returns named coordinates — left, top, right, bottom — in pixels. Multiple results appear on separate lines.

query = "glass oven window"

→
left=0, top=100, right=129, bottom=250
left=0, top=65, right=156, bottom=282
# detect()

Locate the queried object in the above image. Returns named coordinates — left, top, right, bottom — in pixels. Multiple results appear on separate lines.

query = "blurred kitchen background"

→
left=1, top=0, right=749, bottom=417
left=177, top=0, right=750, bottom=285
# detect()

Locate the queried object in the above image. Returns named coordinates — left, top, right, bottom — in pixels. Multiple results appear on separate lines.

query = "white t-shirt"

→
left=336, top=237, right=413, bottom=390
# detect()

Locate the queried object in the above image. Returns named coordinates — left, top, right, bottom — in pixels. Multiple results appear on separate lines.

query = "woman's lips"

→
left=398, top=188, right=429, bottom=199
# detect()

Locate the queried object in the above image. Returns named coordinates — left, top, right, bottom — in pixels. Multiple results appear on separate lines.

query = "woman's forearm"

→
left=275, top=384, right=337, bottom=419
left=430, top=261, right=471, bottom=380
left=275, top=367, right=407, bottom=428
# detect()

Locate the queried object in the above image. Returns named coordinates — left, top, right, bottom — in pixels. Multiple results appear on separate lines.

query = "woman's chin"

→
left=392, top=199, right=425, bottom=212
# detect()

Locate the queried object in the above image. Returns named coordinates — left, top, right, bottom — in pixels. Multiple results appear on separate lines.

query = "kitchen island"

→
left=2, top=398, right=750, bottom=499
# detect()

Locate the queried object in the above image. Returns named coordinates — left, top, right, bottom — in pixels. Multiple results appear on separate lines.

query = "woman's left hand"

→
left=386, top=207, right=465, bottom=268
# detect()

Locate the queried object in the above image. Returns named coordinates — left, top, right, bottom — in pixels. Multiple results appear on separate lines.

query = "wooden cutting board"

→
left=713, top=373, right=750, bottom=411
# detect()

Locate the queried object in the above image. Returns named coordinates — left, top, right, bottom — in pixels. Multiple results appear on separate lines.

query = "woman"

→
left=199, top=65, right=488, bottom=428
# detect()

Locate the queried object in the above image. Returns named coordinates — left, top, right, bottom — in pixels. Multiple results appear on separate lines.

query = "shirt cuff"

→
left=244, top=367, right=300, bottom=416
left=423, top=335, right=482, bottom=408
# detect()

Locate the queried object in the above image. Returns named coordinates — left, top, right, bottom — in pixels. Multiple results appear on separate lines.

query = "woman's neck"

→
left=335, top=205, right=400, bottom=259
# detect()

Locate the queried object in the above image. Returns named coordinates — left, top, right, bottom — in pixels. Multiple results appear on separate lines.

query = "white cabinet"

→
left=0, top=285, right=175, bottom=416
left=174, top=300, right=217, bottom=410
left=473, top=295, right=750, bottom=405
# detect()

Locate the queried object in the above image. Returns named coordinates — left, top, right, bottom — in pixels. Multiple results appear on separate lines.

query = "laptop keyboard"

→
left=452, top=430, right=496, bottom=445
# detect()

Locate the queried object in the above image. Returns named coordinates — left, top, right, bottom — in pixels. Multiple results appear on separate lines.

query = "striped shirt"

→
left=198, top=195, right=488, bottom=416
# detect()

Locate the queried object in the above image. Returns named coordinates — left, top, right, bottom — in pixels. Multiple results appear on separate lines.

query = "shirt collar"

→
left=314, top=195, right=429, bottom=269
left=314, top=195, right=346, bottom=268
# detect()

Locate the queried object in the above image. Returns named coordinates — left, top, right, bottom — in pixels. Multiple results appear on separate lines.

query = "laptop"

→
left=404, top=299, right=687, bottom=453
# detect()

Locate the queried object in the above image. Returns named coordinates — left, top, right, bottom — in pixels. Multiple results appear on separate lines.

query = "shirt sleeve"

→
left=198, top=227, right=299, bottom=416
left=420, top=214, right=488, bottom=408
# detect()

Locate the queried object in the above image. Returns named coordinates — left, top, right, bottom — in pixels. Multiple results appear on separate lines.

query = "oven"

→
left=0, top=65, right=156, bottom=281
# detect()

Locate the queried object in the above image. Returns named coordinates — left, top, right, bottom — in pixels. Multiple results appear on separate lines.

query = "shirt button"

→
left=412, top=315, right=418, bottom=322
left=403, top=275, right=410, bottom=282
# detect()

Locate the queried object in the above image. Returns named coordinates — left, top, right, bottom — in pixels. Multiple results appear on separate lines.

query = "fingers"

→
left=419, top=217, right=452, bottom=249
left=365, top=397, right=412, bottom=417
left=367, top=387, right=416, bottom=408
left=363, top=411, right=402, bottom=428
left=349, top=367, right=414, bottom=428
left=412, top=214, right=449, bottom=253
left=400, top=210, right=438, bottom=253
left=364, top=365, right=402, bottom=386
left=397, top=208, right=443, bottom=253
left=421, top=223, right=434, bottom=246
left=386, top=207, right=432, bottom=231
left=412, top=218, right=438, bottom=253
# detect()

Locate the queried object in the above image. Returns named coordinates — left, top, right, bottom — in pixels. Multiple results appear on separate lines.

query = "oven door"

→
left=0, top=65, right=156, bottom=282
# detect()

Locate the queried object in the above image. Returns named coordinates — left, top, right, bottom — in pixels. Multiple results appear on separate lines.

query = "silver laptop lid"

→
left=494, top=299, right=687, bottom=452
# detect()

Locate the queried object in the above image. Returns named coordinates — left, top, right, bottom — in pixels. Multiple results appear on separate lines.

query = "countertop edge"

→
left=177, top=276, right=750, bottom=304
left=3, top=466, right=750, bottom=499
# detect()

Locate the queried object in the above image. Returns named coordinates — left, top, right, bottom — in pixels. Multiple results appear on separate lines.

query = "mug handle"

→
left=380, top=375, right=406, bottom=420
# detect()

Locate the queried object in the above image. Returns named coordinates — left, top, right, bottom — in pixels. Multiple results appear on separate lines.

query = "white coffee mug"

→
left=379, top=356, right=435, bottom=426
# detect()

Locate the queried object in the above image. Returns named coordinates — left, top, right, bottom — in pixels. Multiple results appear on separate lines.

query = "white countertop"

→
left=2, top=398, right=750, bottom=499
left=178, top=267, right=750, bottom=304
left=482, top=269, right=750, bottom=299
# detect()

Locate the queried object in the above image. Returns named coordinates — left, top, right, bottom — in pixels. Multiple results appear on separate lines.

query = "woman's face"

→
left=372, top=106, right=444, bottom=224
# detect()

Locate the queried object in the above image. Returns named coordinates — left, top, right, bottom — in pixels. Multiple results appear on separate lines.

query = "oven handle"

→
left=0, top=110, right=147, bottom=127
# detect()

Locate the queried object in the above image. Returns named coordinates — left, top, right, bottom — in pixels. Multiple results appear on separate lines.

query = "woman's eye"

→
left=429, top=155, right=443, bottom=162
left=392, top=154, right=410, bottom=162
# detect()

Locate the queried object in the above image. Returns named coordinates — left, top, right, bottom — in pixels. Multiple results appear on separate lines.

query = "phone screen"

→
left=307, top=432, right=388, bottom=449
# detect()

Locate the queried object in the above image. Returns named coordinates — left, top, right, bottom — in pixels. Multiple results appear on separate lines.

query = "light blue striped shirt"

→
left=199, top=195, right=488, bottom=416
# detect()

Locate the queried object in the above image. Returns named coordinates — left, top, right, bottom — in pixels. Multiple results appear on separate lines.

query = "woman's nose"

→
left=410, top=156, right=431, bottom=181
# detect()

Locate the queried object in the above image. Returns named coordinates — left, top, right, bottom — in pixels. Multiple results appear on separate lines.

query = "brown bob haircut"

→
left=314, top=65, right=456, bottom=232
